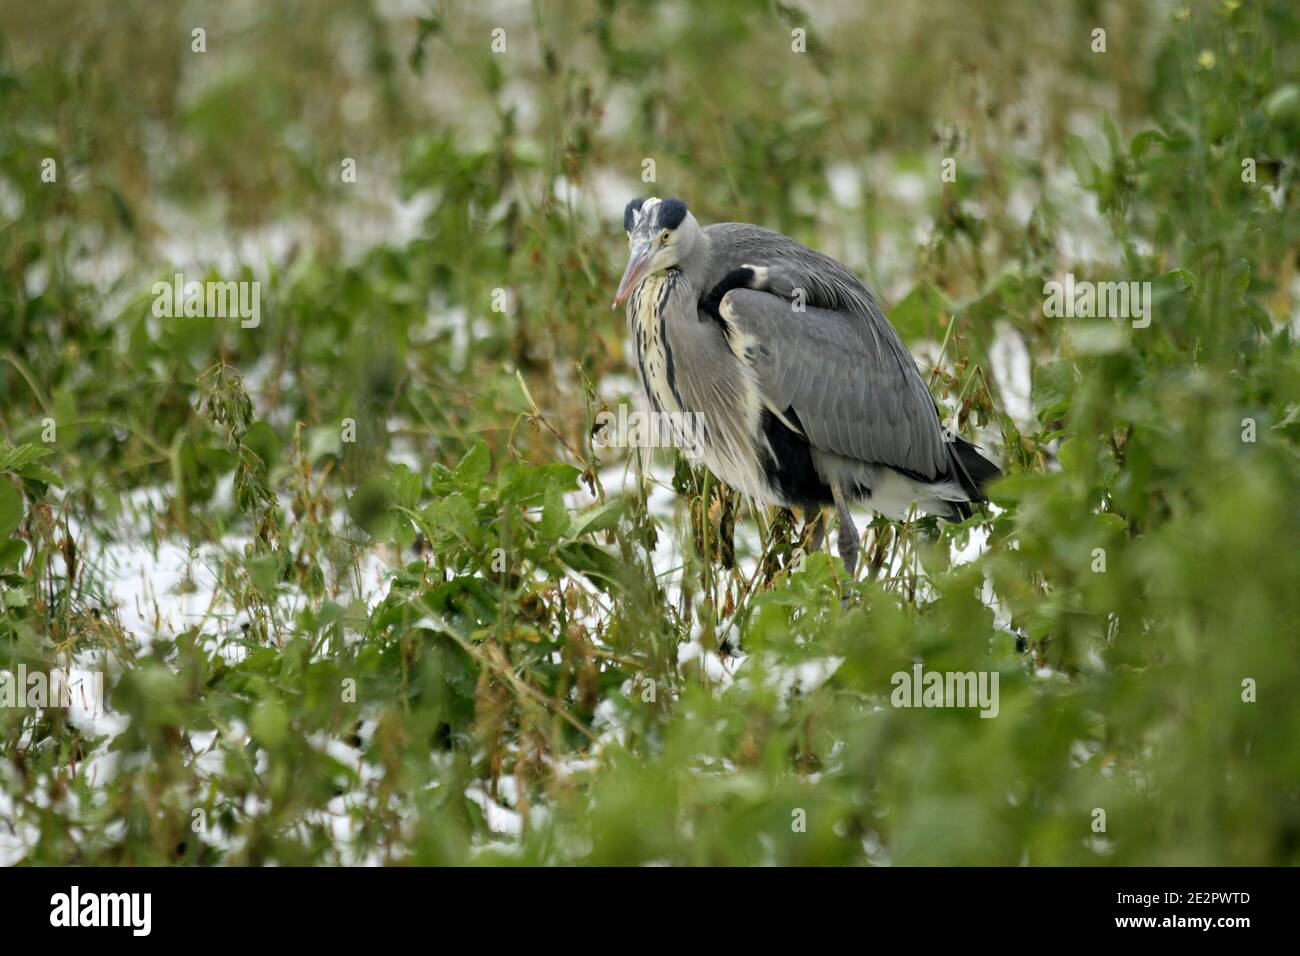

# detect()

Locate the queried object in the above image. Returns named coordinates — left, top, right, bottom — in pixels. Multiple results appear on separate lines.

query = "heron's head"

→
left=612, top=197, right=704, bottom=308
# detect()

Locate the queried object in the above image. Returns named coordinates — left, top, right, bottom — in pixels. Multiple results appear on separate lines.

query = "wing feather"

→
left=716, top=286, right=948, bottom=480
left=699, top=222, right=950, bottom=480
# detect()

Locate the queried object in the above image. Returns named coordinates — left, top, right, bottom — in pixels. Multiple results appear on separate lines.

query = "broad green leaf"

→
left=0, top=480, right=23, bottom=540
left=538, top=483, right=568, bottom=543
left=453, top=441, right=490, bottom=487
left=570, top=498, right=625, bottom=538
left=498, top=462, right=580, bottom=505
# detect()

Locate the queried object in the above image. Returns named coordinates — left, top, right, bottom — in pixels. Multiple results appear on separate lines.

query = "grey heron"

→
left=612, top=196, right=1001, bottom=578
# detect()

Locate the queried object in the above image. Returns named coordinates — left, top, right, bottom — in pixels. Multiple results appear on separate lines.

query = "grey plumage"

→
left=613, top=197, right=1000, bottom=577
left=716, top=287, right=947, bottom=478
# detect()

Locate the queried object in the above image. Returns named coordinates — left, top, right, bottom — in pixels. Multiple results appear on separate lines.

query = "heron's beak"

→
left=612, top=243, right=653, bottom=309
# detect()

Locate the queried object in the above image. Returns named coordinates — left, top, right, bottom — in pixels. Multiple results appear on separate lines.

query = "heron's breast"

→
left=628, top=273, right=683, bottom=415
left=626, top=273, right=776, bottom=504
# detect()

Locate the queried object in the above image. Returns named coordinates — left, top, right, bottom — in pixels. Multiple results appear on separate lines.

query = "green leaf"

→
left=1055, top=437, right=1079, bottom=474
left=987, top=472, right=1052, bottom=504
left=246, top=555, right=280, bottom=594
left=1094, top=512, right=1127, bottom=532
left=389, top=463, right=423, bottom=509
left=250, top=700, right=291, bottom=749
left=498, top=462, right=580, bottom=505
left=558, top=542, right=623, bottom=592
left=0, top=442, right=53, bottom=473
left=0, top=585, right=30, bottom=610
left=1129, top=129, right=1165, bottom=161
left=425, top=493, right=481, bottom=549
left=348, top=478, right=394, bottom=537
left=1032, top=360, right=1075, bottom=422
left=890, top=283, right=950, bottom=340
left=0, top=538, right=25, bottom=569
left=453, top=442, right=490, bottom=487
left=570, top=498, right=625, bottom=537
left=0, top=480, right=23, bottom=540
left=538, top=483, right=569, bottom=543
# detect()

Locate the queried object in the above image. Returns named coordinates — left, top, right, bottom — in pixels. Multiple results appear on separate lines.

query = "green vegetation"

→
left=1, top=0, right=1297, bottom=865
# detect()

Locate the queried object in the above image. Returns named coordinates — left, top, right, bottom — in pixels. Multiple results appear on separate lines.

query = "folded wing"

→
left=716, top=287, right=949, bottom=481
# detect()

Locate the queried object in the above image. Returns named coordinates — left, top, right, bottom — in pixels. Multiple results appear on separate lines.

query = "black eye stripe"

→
left=623, top=198, right=645, bottom=232
left=656, top=198, right=687, bottom=230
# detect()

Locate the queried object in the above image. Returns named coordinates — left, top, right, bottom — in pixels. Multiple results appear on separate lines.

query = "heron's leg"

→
left=830, top=481, right=858, bottom=579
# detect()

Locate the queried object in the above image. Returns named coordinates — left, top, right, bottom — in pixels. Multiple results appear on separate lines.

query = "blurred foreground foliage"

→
left=0, top=0, right=1298, bottom=864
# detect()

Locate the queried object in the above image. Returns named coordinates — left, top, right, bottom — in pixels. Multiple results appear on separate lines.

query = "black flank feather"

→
left=759, top=407, right=834, bottom=509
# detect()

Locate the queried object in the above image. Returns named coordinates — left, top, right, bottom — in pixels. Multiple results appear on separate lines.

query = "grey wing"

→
left=717, top=286, right=949, bottom=481
left=702, top=222, right=919, bottom=379
left=703, top=222, right=885, bottom=315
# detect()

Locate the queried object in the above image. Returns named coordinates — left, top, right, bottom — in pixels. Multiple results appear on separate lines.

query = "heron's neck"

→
left=678, top=228, right=713, bottom=297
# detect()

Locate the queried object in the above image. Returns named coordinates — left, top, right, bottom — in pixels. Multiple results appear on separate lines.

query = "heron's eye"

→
left=659, top=229, right=671, bottom=244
